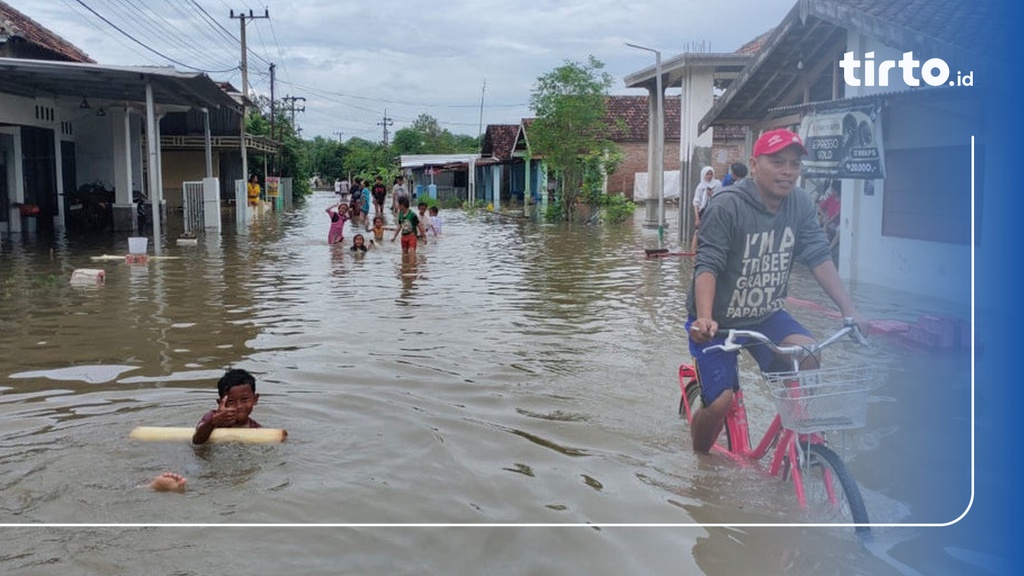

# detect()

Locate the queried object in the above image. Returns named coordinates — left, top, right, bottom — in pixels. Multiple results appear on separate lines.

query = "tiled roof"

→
left=481, top=124, right=520, bottom=160
left=603, top=95, right=681, bottom=142
left=0, top=1, right=93, bottom=63
left=843, top=0, right=986, bottom=55
left=735, top=29, right=774, bottom=55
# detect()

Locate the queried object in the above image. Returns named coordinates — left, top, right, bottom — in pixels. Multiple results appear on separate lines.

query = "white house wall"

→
left=840, top=33, right=972, bottom=306
left=73, top=112, right=116, bottom=191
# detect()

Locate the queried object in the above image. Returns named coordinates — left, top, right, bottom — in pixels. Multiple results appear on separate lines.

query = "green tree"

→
left=343, top=137, right=397, bottom=181
left=529, top=55, right=617, bottom=221
left=392, top=113, right=480, bottom=155
left=245, top=96, right=311, bottom=200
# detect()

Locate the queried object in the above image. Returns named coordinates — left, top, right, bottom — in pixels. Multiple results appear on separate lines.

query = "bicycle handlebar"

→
left=705, top=317, right=868, bottom=358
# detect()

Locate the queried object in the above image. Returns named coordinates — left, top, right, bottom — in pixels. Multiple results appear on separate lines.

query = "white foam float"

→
left=129, top=426, right=288, bottom=443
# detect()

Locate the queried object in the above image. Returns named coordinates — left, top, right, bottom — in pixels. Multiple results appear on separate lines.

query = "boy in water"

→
left=192, top=368, right=261, bottom=445
left=416, top=201, right=430, bottom=239
left=392, top=195, right=426, bottom=254
left=427, top=205, right=442, bottom=236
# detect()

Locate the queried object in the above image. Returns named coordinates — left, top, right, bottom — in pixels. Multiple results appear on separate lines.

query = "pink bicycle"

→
left=679, top=319, right=878, bottom=533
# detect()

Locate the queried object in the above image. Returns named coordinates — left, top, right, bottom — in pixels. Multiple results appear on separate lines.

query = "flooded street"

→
left=0, top=193, right=974, bottom=574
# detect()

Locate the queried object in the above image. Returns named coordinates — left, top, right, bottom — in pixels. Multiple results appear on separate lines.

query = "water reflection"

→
left=0, top=194, right=974, bottom=573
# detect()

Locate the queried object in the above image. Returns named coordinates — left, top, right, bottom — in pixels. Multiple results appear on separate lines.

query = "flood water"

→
left=0, top=193, right=978, bottom=574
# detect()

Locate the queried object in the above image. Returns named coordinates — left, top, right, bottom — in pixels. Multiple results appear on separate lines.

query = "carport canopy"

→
left=0, top=56, right=240, bottom=111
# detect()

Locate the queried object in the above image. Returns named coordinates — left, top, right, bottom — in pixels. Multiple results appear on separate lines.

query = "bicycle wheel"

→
left=801, top=444, right=870, bottom=533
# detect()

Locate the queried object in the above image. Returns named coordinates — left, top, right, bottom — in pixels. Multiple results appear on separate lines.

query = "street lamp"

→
left=626, top=42, right=665, bottom=244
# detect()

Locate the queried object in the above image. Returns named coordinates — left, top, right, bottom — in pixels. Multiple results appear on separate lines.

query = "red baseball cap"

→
left=752, top=128, right=808, bottom=157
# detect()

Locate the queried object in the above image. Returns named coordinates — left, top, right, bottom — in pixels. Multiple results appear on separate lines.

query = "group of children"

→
left=326, top=194, right=442, bottom=255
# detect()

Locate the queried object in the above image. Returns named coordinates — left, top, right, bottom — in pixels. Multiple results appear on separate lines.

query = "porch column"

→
left=491, top=164, right=501, bottom=211
left=643, top=88, right=659, bottom=228
left=145, top=82, right=162, bottom=254
left=112, top=107, right=136, bottom=231
left=522, top=154, right=532, bottom=217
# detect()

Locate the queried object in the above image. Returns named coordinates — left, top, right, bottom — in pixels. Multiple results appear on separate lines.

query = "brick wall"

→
left=711, top=126, right=750, bottom=182
left=608, top=142, right=681, bottom=198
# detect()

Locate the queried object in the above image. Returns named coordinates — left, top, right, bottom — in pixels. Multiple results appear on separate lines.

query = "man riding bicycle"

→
left=687, top=129, right=866, bottom=453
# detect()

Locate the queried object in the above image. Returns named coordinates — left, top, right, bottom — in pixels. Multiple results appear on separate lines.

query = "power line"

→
left=280, top=95, right=307, bottom=135
left=71, top=0, right=238, bottom=74
left=378, top=109, right=394, bottom=146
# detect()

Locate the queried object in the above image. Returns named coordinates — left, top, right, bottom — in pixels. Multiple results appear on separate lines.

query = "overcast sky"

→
left=20, top=0, right=795, bottom=141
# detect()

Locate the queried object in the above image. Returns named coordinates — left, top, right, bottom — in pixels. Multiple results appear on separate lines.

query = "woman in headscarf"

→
left=690, top=166, right=721, bottom=252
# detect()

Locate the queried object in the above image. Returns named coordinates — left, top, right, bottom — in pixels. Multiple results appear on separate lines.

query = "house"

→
left=476, top=124, right=522, bottom=208
left=624, top=48, right=753, bottom=233
left=475, top=95, right=686, bottom=215
left=0, top=1, right=273, bottom=239
left=602, top=95, right=681, bottom=199
left=0, top=1, right=92, bottom=62
left=697, top=0, right=989, bottom=303
left=399, top=154, right=480, bottom=205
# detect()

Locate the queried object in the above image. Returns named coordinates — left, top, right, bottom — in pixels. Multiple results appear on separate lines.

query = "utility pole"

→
left=269, top=63, right=276, bottom=138
left=378, top=109, right=393, bottom=146
left=229, top=8, right=269, bottom=106
left=333, top=131, right=344, bottom=142
left=478, top=79, right=486, bottom=141
left=280, top=95, right=306, bottom=135
left=230, top=8, right=269, bottom=190
left=269, top=63, right=276, bottom=174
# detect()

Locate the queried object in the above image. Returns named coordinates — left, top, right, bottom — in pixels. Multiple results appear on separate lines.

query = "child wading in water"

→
left=427, top=206, right=442, bottom=236
left=392, top=195, right=426, bottom=254
left=351, top=233, right=369, bottom=252
left=371, top=215, right=387, bottom=242
left=326, top=203, right=349, bottom=244
left=148, top=369, right=263, bottom=491
left=192, top=368, right=262, bottom=445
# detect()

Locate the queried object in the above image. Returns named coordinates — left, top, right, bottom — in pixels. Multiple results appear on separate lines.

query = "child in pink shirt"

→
left=326, top=203, right=349, bottom=244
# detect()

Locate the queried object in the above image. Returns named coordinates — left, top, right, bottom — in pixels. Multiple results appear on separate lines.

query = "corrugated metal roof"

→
left=0, top=57, right=240, bottom=110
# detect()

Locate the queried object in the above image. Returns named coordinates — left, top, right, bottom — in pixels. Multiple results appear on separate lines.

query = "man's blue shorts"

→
left=686, top=310, right=812, bottom=406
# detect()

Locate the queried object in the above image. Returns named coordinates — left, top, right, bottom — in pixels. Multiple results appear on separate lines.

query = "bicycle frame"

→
left=679, top=319, right=867, bottom=510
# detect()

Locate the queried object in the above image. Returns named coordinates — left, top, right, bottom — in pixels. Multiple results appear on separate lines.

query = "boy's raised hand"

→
left=210, top=396, right=237, bottom=427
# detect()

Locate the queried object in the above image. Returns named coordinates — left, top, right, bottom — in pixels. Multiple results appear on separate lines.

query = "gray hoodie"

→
left=687, top=177, right=831, bottom=327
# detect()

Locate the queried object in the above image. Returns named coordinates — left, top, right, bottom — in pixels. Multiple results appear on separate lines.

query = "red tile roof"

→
left=0, top=1, right=94, bottom=63
left=603, top=95, right=681, bottom=142
left=481, top=124, right=520, bottom=160
left=735, top=28, right=774, bottom=55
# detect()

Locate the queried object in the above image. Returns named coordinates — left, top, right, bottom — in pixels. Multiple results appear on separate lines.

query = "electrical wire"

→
left=71, top=0, right=239, bottom=73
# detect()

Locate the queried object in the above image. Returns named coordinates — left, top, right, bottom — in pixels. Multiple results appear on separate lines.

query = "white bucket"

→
left=128, top=236, right=148, bottom=254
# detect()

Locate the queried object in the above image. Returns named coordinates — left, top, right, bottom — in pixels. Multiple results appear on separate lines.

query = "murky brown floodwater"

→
left=0, top=193, right=975, bottom=574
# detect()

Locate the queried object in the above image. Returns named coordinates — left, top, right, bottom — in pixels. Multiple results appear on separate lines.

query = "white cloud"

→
left=12, top=0, right=795, bottom=138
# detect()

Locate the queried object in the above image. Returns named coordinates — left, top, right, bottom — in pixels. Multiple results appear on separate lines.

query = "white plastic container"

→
left=70, top=268, right=105, bottom=286
left=128, top=236, right=148, bottom=254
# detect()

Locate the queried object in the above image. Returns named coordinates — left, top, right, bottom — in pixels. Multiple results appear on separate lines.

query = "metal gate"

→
left=182, top=181, right=204, bottom=236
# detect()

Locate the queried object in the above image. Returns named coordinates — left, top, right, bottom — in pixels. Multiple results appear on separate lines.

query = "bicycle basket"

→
left=763, top=364, right=880, bottom=433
